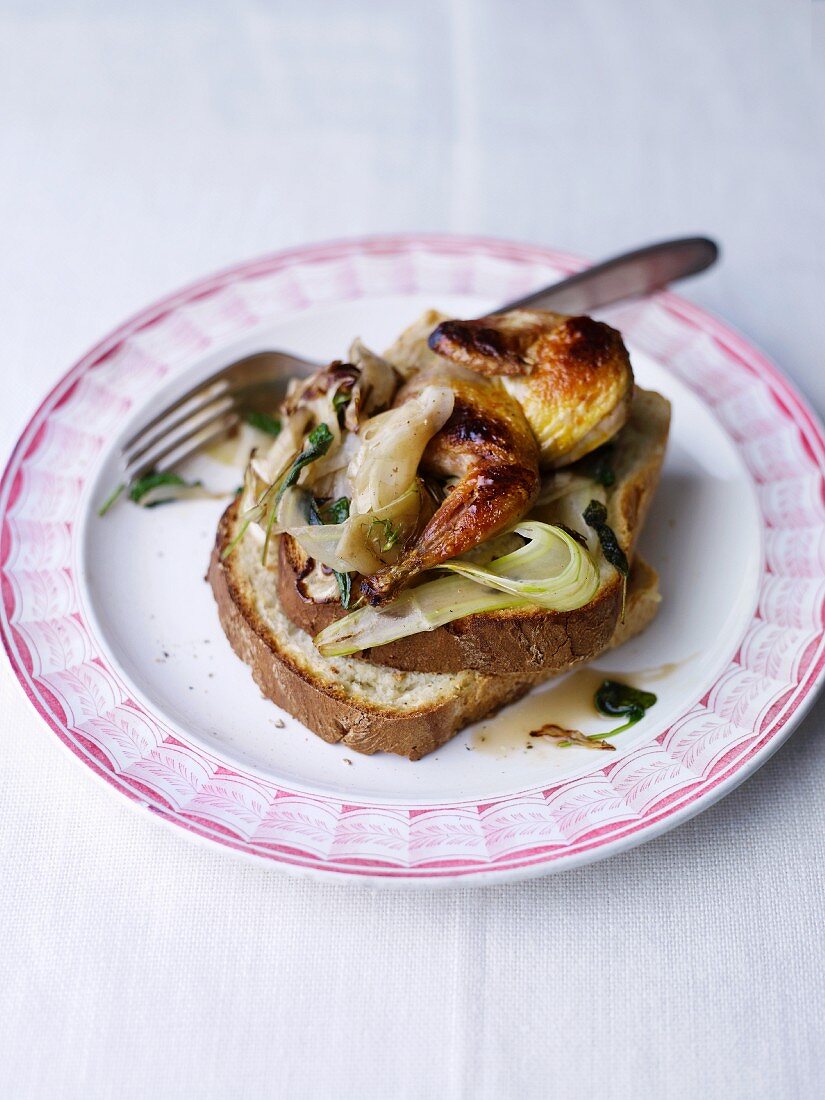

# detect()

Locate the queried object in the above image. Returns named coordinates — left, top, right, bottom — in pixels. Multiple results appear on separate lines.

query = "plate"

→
left=2, top=235, right=824, bottom=886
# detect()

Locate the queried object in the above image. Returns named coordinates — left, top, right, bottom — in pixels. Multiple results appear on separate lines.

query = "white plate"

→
left=3, top=235, right=824, bottom=885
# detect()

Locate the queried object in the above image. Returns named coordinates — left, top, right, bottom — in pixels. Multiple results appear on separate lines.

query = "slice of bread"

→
left=208, top=500, right=661, bottom=759
left=275, top=386, right=670, bottom=674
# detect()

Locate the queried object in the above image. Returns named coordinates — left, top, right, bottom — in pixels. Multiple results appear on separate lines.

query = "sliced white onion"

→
left=251, top=408, right=310, bottom=486
left=533, top=472, right=593, bottom=507
left=308, top=431, right=360, bottom=501
left=530, top=482, right=607, bottom=550
left=276, top=482, right=424, bottom=576
left=346, top=340, right=400, bottom=428
left=349, top=385, right=454, bottom=513
left=333, top=482, right=424, bottom=574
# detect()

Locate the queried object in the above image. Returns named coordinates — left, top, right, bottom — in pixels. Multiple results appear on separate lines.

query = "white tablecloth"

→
left=1, top=2, right=823, bottom=1097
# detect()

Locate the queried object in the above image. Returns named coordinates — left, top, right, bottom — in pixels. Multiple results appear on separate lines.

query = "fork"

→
left=120, top=350, right=314, bottom=485
left=118, top=235, right=717, bottom=485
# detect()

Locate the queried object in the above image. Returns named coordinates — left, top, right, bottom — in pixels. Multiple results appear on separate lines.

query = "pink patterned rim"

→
left=2, top=234, right=824, bottom=885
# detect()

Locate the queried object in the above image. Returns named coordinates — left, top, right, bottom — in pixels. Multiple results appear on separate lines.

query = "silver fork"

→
left=120, top=349, right=317, bottom=484
left=118, top=235, right=717, bottom=485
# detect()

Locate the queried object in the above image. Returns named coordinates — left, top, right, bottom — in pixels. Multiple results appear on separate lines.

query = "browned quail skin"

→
left=428, top=309, right=634, bottom=468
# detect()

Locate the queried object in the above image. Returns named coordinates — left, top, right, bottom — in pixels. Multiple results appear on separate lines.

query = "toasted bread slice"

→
left=208, top=500, right=661, bottom=759
left=276, top=386, right=670, bottom=674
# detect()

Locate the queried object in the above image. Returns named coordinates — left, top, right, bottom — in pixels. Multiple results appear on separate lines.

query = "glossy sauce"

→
left=470, top=657, right=691, bottom=757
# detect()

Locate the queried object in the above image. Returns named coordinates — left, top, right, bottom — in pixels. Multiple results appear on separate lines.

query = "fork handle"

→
left=498, top=236, right=719, bottom=315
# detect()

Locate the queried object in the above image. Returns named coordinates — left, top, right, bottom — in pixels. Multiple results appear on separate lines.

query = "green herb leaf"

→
left=583, top=498, right=628, bottom=618
left=551, top=678, right=658, bottom=749
left=582, top=499, right=607, bottom=524
left=128, top=471, right=186, bottom=502
left=98, top=483, right=125, bottom=517
left=586, top=444, right=616, bottom=487
left=332, top=389, right=351, bottom=416
left=308, top=497, right=324, bottom=526
left=324, top=497, right=351, bottom=525
left=244, top=410, right=282, bottom=437
left=307, top=496, right=352, bottom=606
left=582, top=500, right=628, bottom=577
left=595, top=680, right=657, bottom=718
left=275, top=423, right=334, bottom=507
left=367, top=516, right=400, bottom=554
left=334, top=570, right=352, bottom=608
left=308, top=496, right=350, bottom=526
left=593, top=679, right=657, bottom=737
left=262, top=423, right=335, bottom=563
left=127, top=471, right=205, bottom=507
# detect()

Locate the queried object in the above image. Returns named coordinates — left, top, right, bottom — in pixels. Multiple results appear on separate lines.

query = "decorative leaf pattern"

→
left=716, top=383, right=787, bottom=443
left=182, top=290, right=259, bottom=339
left=481, top=799, right=566, bottom=856
left=546, top=780, right=638, bottom=840
left=409, top=813, right=486, bottom=860
left=9, top=468, right=82, bottom=522
left=127, top=312, right=210, bottom=364
left=330, top=812, right=409, bottom=858
left=759, top=476, right=825, bottom=528
left=741, top=426, right=813, bottom=482
left=3, top=520, right=72, bottom=571
left=27, top=420, right=102, bottom=476
left=45, top=663, right=122, bottom=726
left=609, top=748, right=687, bottom=813
left=92, top=340, right=170, bottom=397
left=669, top=332, right=748, bottom=402
left=664, top=709, right=751, bottom=775
left=13, top=615, right=92, bottom=676
left=759, top=577, right=825, bottom=631
left=8, top=569, right=76, bottom=623
left=765, top=527, right=825, bottom=579
left=738, top=622, right=813, bottom=683
left=1, top=237, right=823, bottom=879
left=255, top=800, right=341, bottom=856
left=80, top=707, right=159, bottom=768
left=53, top=376, right=131, bottom=432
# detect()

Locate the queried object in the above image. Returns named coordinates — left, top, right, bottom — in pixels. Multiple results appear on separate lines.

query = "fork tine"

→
left=137, top=419, right=244, bottom=481
left=122, top=350, right=319, bottom=455
left=120, top=349, right=321, bottom=485
left=125, top=392, right=235, bottom=465
left=122, top=377, right=230, bottom=454
left=125, top=375, right=291, bottom=467
left=122, top=349, right=321, bottom=456
left=125, top=408, right=240, bottom=481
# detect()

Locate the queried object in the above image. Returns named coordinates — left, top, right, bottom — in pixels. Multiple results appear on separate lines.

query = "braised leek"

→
left=314, top=521, right=599, bottom=657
